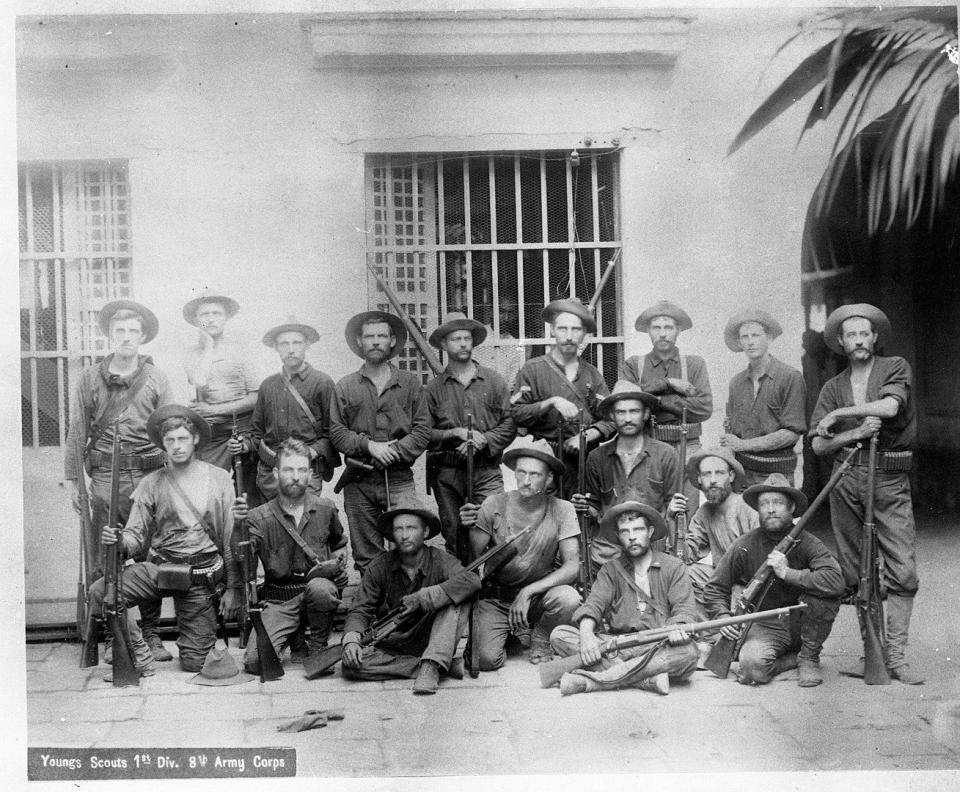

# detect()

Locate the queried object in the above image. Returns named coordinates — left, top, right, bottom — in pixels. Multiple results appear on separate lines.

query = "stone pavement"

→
left=24, top=513, right=960, bottom=781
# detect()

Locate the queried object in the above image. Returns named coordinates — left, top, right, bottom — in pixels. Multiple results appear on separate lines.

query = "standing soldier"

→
left=64, top=299, right=173, bottom=663
left=425, top=312, right=516, bottom=559
left=620, top=300, right=712, bottom=510
left=181, top=288, right=260, bottom=500
left=329, top=311, right=432, bottom=573
left=512, top=297, right=615, bottom=499
left=810, top=304, right=922, bottom=685
left=720, top=309, right=806, bottom=488
left=242, top=317, right=340, bottom=502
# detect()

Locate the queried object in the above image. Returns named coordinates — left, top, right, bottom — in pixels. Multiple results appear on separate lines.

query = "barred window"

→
left=365, top=151, right=622, bottom=384
left=19, top=161, right=132, bottom=447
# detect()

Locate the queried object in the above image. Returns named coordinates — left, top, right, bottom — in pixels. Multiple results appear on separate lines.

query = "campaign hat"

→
left=597, top=379, right=660, bottom=415
left=262, top=315, right=320, bottom=347
left=344, top=311, right=408, bottom=360
left=182, top=288, right=240, bottom=326
left=823, top=303, right=892, bottom=355
left=501, top=436, right=566, bottom=478
left=685, top=446, right=745, bottom=489
left=376, top=498, right=442, bottom=540
left=147, top=404, right=211, bottom=450
left=599, top=500, right=667, bottom=542
left=428, top=312, right=487, bottom=349
left=187, top=646, right=255, bottom=687
left=98, top=299, right=159, bottom=344
left=634, top=301, right=692, bottom=333
left=541, top=297, right=597, bottom=334
left=724, top=309, right=783, bottom=352
left=742, top=473, right=809, bottom=517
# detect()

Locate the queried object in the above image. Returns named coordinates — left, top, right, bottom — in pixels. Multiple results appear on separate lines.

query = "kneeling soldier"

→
left=341, top=500, right=480, bottom=694
left=89, top=405, right=239, bottom=673
left=704, top=474, right=843, bottom=687
left=231, top=438, right=349, bottom=674
left=549, top=501, right=698, bottom=696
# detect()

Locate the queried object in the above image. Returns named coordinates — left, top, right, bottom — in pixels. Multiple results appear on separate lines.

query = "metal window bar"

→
left=365, top=151, right=622, bottom=385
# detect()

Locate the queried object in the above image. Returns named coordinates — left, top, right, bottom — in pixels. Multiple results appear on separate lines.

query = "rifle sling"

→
left=163, top=470, right=224, bottom=557
left=271, top=502, right=323, bottom=567
left=281, top=374, right=320, bottom=426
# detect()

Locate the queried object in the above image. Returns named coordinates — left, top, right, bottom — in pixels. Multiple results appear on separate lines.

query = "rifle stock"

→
left=586, top=252, right=620, bottom=313
left=576, top=407, right=592, bottom=594
left=859, top=434, right=891, bottom=685
left=73, top=425, right=94, bottom=645
left=540, top=604, right=805, bottom=688
left=704, top=444, right=861, bottom=678
left=237, top=537, right=284, bottom=681
left=674, top=408, right=689, bottom=561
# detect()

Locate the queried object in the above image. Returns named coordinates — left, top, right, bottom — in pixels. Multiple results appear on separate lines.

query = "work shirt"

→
left=242, top=494, right=347, bottom=583
left=574, top=551, right=697, bottom=633
left=585, top=437, right=681, bottom=564
left=63, top=354, right=173, bottom=478
left=726, top=355, right=806, bottom=454
left=251, top=363, right=338, bottom=471
left=808, top=355, right=915, bottom=453
left=512, top=354, right=615, bottom=443
left=619, top=349, right=712, bottom=426
left=183, top=338, right=259, bottom=416
left=343, top=546, right=480, bottom=649
left=425, top=363, right=516, bottom=466
left=122, top=462, right=239, bottom=588
left=704, top=527, right=844, bottom=619
left=474, top=491, right=580, bottom=588
left=329, top=363, right=432, bottom=469
left=685, top=492, right=759, bottom=564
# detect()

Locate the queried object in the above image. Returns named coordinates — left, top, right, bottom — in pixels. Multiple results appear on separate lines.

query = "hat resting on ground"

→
left=597, top=380, right=661, bottom=415
left=599, top=500, right=668, bottom=542
left=428, top=312, right=487, bottom=349
left=147, top=404, right=212, bottom=450
left=182, top=288, right=240, bottom=326
left=724, top=309, right=783, bottom=352
left=541, top=297, right=597, bottom=334
left=376, top=498, right=442, bottom=540
left=742, top=473, right=809, bottom=516
left=98, top=299, right=159, bottom=344
left=262, top=315, right=321, bottom=347
left=501, top=436, right=566, bottom=478
left=685, top=446, right=745, bottom=489
left=344, top=311, right=408, bottom=360
left=823, top=303, right=892, bottom=355
left=187, top=646, right=255, bottom=686
left=634, top=301, right=693, bottom=333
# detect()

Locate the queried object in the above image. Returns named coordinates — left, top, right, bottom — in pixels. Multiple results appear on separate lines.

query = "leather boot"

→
left=770, top=651, right=799, bottom=678
left=637, top=672, right=670, bottom=695
left=886, top=595, right=924, bottom=685
left=798, top=659, right=823, bottom=687
left=146, top=634, right=173, bottom=662
left=306, top=610, right=336, bottom=653
left=559, top=673, right=595, bottom=696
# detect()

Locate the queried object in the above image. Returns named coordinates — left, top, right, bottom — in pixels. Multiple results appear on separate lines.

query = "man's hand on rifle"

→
left=815, top=411, right=840, bottom=437
left=854, top=416, right=882, bottom=439
left=332, top=555, right=349, bottom=588
left=220, top=588, right=240, bottom=620
left=666, top=377, right=697, bottom=397
left=459, top=502, right=480, bottom=528
left=578, top=622, right=603, bottom=666
left=309, top=557, right=347, bottom=584
left=667, top=492, right=688, bottom=517
left=400, top=592, right=424, bottom=617
left=766, top=549, right=789, bottom=579
left=508, top=587, right=533, bottom=631
left=101, top=523, right=122, bottom=547
left=667, top=626, right=692, bottom=646
left=571, top=492, right=598, bottom=519
left=718, top=433, right=746, bottom=452
left=367, top=440, right=400, bottom=468
left=549, top=396, right=580, bottom=421
left=226, top=436, right=246, bottom=455
left=456, top=434, right=488, bottom=457
left=341, top=633, right=363, bottom=669
left=563, top=428, right=599, bottom=456
left=231, top=494, right=249, bottom=522
left=717, top=620, right=743, bottom=643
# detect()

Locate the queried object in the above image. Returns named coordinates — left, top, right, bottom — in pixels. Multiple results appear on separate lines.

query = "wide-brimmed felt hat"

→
left=599, top=500, right=667, bottom=542
left=182, top=288, right=240, bottom=327
left=598, top=380, right=661, bottom=415
left=742, top=473, right=809, bottom=516
left=501, top=437, right=566, bottom=478
left=685, top=446, right=745, bottom=489
left=724, top=309, right=783, bottom=352
left=187, top=646, right=255, bottom=686
left=376, top=498, right=442, bottom=540
left=344, top=311, right=408, bottom=360
left=428, top=312, right=487, bottom=349
left=98, top=299, right=159, bottom=344
left=147, top=404, right=212, bottom=450
left=262, top=315, right=321, bottom=347
left=823, top=303, right=892, bottom=355
left=542, top=297, right=597, bottom=334
left=634, top=300, right=693, bottom=333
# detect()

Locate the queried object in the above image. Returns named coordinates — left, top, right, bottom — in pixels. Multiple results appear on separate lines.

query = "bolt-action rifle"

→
left=671, top=407, right=689, bottom=561
left=73, top=425, right=93, bottom=639
left=230, top=413, right=252, bottom=651
left=576, top=407, right=593, bottom=594
left=539, top=603, right=807, bottom=688
left=858, top=434, right=891, bottom=685
left=704, top=444, right=860, bottom=679
left=237, top=525, right=285, bottom=683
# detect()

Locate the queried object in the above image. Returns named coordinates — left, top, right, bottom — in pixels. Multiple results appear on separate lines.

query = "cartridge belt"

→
left=735, top=451, right=797, bottom=474
left=651, top=423, right=702, bottom=443
left=840, top=447, right=913, bottom=472
left=87, top=449, right=165, bottom=471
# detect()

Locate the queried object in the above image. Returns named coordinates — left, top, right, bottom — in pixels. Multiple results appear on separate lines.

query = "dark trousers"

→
left=342, top=471, right=417, bottom=573
left=432, top=465, right=504, bottom=558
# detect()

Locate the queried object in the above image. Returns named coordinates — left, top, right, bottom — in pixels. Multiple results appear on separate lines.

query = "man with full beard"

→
left=231, top=438, right=349, bottom=675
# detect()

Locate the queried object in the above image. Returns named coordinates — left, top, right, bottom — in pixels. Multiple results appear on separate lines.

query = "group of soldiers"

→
left=69, top=288, right=922, bottom=695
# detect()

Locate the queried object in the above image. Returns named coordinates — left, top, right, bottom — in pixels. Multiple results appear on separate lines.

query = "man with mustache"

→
left=330, top=311, right=432, bottom=573
left=341, top=499, right=481, bottom=694
left=64, top=300, right=173, bottom=663
left=704, top=474, right=843, bottom=687
left=620, top=301, right=713, bottom=511
left=459, top=439, right=581, bottom=666
left=512, top=298, right=615, bottom=499
left=571, top=380, right=685, bottom=575
left=231, top=438, right=348, bottom=674
left=243, top=317, right=339, bottom=505
left=810, top=304, right=922, bottom=685
left=548, top=501, right=698, bottom=696
left=182, top=289, right=260, bottom=500
left=720, top=309, right=806, bottom=488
